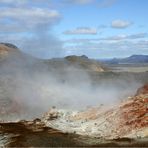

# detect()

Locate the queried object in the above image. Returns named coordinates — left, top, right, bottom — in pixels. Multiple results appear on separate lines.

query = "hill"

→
left=65, top=55, right=105, bottom=72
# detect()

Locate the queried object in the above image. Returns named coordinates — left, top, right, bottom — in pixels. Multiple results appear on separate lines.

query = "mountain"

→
left=102, top=55, right=148, bottom=64
left=120, top=55, right=148, bottom=63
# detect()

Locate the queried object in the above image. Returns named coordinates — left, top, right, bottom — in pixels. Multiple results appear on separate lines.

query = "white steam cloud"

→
left=0, top=52, right=143, bottom=120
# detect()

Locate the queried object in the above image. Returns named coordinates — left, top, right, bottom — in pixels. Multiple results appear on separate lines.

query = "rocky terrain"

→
left=0, top=83, right=148, bottom=147
left=43, top=83, right=148, bottom=139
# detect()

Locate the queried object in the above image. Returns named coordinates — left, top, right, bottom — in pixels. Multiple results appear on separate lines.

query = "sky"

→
left=0, top=0, right=148, bottom=59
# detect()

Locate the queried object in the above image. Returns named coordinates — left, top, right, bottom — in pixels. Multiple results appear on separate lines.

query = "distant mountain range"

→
left=101, top=55, right=148, bottom=64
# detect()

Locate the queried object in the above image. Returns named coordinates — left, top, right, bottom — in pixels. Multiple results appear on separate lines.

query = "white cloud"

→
left=111, top=19, right=132, bottom=29
left=62, top=0, right=117, bottom=6
left=64, top=33, right=147, bottom=45
left=0, top=0, right=117, bottom=7
left=72, top=0, right=94, bottom=4
left=98, top=0, right=117, bottom=8
left=63, top=32, right=148, bottom=58
left=0, top=0, right=35, bottom=6
left=0, top=7, right=60, bottom=32
left=0, top=0, right=52, bottom=6
left=127, top=33, right=147, bottom=39
left=62, top=0, right=95, bottom=5
left=101, top=33, right=147, bottom=41
left=63, top=27, right=97, bottom=35
left=64, top=40, right=148, bottom=58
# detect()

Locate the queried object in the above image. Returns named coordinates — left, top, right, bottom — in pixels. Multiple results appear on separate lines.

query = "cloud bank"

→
left=63, top=27, right=98, bottom=35
left=111, top=19, right=132, bottom=29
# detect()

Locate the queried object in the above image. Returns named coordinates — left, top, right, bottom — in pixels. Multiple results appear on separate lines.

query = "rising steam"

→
left=0, top=52, right=143, bottom=120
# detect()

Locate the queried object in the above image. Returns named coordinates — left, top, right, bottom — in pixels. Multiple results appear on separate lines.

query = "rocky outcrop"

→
left=0, top=43, right=19, bottom=59
left=65, top=55, right=105, bottom=72
left=43, top=84, right=148, bottom=139
left=0, top=120, right=81, bottom=147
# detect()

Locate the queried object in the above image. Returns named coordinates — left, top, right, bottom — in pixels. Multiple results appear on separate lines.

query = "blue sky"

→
left=0, top=0, right=148, bottom=59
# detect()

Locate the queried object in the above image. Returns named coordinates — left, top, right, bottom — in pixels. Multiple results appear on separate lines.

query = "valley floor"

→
left=107, top=63, right=148, bottom=72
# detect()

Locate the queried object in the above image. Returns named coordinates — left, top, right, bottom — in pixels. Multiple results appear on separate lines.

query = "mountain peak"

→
left=0, top=43, right=18, bottom=49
